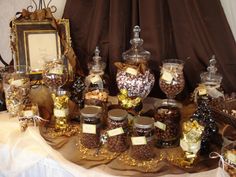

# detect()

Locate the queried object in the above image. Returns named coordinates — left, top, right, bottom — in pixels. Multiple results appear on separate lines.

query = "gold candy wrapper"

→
left=117, top=89, right=141, bottom=109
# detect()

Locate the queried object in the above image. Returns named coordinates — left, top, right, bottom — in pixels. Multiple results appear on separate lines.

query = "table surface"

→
left=0, top=111, right=227, bottom=177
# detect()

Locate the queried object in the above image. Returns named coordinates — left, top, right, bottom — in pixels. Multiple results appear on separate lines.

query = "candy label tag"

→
left=82, top=124, right=96, bottom=134
left=90, top=75, right=102, bottom=84
left=107, top=127, right=124, bottom=137
left=154, top=121, right=166, bottom=131
left=49, top=65, right=63, bottom=75
left=10, top=79, right=23, bottom=87
left=23, top=110, right=34, bottom=117
left=162, top=71, right=173, bottom=83
left=226, top=151, right=236, bottom=164
left=131, top=136, right=147, bottom=145
left=207, top=87, right=224, bottom=98
left=54, top=109, right=69, bottom=117
left=198, top=88, right=207, bottom=96
left=125, top=67, right=138, bottom=76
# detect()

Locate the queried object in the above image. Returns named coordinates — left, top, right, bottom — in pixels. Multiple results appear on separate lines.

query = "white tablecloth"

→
left=0, top=111, right=227, bottom=177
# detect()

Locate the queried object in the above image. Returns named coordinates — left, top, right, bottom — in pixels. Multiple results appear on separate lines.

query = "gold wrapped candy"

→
left=52, top=91, right=69, bottom=131
left=117, top=89, right=141, bottom=109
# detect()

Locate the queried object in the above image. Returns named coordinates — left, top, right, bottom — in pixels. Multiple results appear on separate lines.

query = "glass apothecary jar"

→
left=195, top=56, right=223, bottom=105
left=84, top=47, right=109, bottom=107
left=107, top=109, right=128, bottom=152
left=130, top=117, right=155, bottom=161
left=154, top=101, right=181, bottom=147
left=52, top=90, right=70, bottom=131
left=0, top=65, right=30, bottom=117
left=116, top=26, right=155, bottom=113
left=80, top=106, right=102, bottom=149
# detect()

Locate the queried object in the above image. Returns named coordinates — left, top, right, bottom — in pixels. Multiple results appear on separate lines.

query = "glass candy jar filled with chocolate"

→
left=115, top=26, right=155, bottom=113
left=195, top=56, right=223, bottom=105
left=107, top=109, right=128, bottom=152
left=52, top=90, right=69, bottom=131
left=154, top=101, right=181, bottom=147
left=80, top=106, right=101, bottom=149
left=159, top=59, right=185, bottom=103
left=84, top=47, right=109, bottom=107
left=130, top=117, right=155, bottom=160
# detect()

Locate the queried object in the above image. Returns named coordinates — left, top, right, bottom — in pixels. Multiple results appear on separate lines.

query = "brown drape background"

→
left=63, top=0, right=236, bottom=98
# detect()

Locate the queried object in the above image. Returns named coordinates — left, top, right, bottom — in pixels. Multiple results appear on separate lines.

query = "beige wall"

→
left=0, top=0, right=66, bottom=66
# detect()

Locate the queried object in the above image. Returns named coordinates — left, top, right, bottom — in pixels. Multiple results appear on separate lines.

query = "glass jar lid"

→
left=88, top=46, right=106, bottom=74
left=80, top=106, right=101, bottom=118
left=122, top=26, right=150, bottom=64
left=200, top=56, right=222, bottom=85
left=108, top=109, right=128, bottom=121
left=134, top=117, right=154, bottom=129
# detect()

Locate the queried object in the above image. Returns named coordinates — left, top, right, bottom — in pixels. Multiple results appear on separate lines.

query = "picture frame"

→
left=11, top=19, right=73, bottom=80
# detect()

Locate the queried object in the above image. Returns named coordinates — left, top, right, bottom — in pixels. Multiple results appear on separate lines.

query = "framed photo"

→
left=11, top=19, right=72, bottom=79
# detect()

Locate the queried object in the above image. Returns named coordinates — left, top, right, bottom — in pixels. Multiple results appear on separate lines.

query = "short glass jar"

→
left=107, top=109, right=128, bottom=152
left=52, top=90, right=69, bottom=131
left=154, top=101, right=181, bottom=147
left=80, top=106, right=101, bottom=149
left=130, top=117, right=155, bottom=161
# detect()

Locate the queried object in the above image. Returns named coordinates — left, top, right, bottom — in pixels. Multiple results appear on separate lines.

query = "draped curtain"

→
left=63, top=0, right=236, bottom=98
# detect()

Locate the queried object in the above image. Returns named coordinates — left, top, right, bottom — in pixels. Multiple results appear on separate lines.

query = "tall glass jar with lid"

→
left=195, top=56, right=223, bottom=105
left=116, top=26, right=155, bottom=114
left=84, top=47, right=109, bottom=107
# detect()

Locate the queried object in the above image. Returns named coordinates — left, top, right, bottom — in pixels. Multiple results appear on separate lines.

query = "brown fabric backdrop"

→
left=63, top=0, right=236, bottom=98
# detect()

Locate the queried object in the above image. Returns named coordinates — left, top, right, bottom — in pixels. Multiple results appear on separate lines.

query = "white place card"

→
left=107, top=127, right=124, bottom=137
left=125, top=67, right=138, bottom=76
left=131, top=136, right=147, bottom=145
left=154, top=121, right=166, bottom=131
left=82, top=124, right=96, bottom=134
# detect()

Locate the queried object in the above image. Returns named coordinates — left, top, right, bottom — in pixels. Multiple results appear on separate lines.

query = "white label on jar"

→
left=49, top=65, right=63, bottom=75
left=154, top=121, right=166, bottom=131
left=207, top=87, right=224, bottom=98
left=180, top=139, right=201, bottom=154
left=53, top=109, right=69, bottom=117
left=125, top=67, right=138, bottom=76
left=90, top=75, right=102, bottom=84
left=131, top=136, right=147, bottom=145
left=198, top=88, right=207, bottom=95
left=23, top=110, right=34, bottom=117
left=226, top=151, right=236, bottom=164
left=82, top=124, right=96, bottom=134
left=162, top=71, right=173, bottom=83
left=10, top=79, right=23, bottom=87
left=107, top=127, right=124, bottom=137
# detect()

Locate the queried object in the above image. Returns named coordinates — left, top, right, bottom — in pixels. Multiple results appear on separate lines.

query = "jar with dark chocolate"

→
left=115, top=26, right=155, bottom=113
left=84, top=47, right=109, bottom=107
left=130, top=117, right=155, bottom=160
left=107, top=109, right=128, bottom=152
left=80, top=106, right=101, bottom=149
left=154, top=101, right=181, bottom=147
left=159, top=59, right=185, bottom=100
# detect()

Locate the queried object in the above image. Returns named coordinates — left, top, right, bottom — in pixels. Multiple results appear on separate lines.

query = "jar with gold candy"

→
left=84, top=47, right=109, bottom=108
left=0, top=65, right=30, bottom=117
left=52, top=90, right=69, bottom=131
left=154, top=100, right=181, bottom=148
left=195, top=56, right=223, bottom=105
left=80, top=106, right=102, bottom=149
left=115, top=26, right=155, bottom=113
left=107, top=109, right=128, bottom=152
left=130, top=117, right=155, bottom=161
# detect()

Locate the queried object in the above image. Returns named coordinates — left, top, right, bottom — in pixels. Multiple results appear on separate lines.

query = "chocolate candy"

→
left=130, top=117, right=155, bottom=161
left=154, top=105, right=181, bottom=147
left=107, top=109, right=128, bottom=152
left=116, top=70, right=155, bottom=98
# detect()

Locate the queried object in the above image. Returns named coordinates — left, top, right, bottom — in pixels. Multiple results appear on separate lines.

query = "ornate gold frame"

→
left=11, top=19, right=73, bottom=80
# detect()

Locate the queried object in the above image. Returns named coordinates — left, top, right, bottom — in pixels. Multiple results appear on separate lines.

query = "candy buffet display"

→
left=154, top=101, right=181, bottom=147
left=107, top=109, right=128, bottom=152
left=1, top=65, right=30, bottom=117
left=115, top=26, right=155, bottom=112
left=84, top=47, right=109, bottom=107
left=159, top=59, right=185, bottom=102
left=52, top=90, right=70, bottom=131
left=80, top=106, right=102, bottom=149
left=130, top=117, right=155, bottom=161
